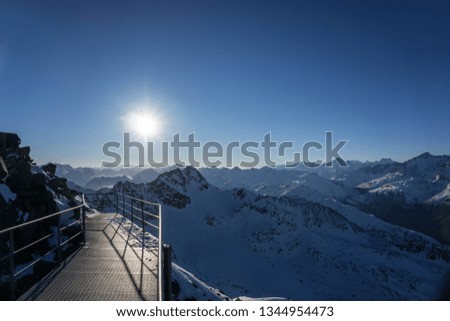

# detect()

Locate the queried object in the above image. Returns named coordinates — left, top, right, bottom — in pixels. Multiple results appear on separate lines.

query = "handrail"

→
left=122, top=194, right=161, bottom=207
left=0, top=194, right=87, bottom=300
left=116, top=193, right=164, bottom=301
left=0, top=203, right=85, bottom=236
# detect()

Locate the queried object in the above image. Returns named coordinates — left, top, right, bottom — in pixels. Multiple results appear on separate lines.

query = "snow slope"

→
left=428, top=183, right=450, bottom=206
left=198, top=154, right=450, bottom=244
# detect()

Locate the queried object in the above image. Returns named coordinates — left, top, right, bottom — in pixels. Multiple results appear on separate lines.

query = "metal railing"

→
left=116, top=193, right=169, bottom=301
left=1, top=192, right=170, bottom=301
left=0, top=195, right=87, bottom=300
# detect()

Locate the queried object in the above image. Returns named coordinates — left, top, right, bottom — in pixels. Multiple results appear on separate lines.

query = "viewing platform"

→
left=20, top=213, right=159, bottom=300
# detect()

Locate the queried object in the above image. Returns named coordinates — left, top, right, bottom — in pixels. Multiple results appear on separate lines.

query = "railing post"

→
left=9, top=230, right=15, bottom=300
left=158, top=204, right=163, bottom=301
left=130, top=198, right=134, bottom=225
left=140, top=201, right=145, bottom=296
left=163, top=244, right=172, bottom=301
left=116, top=193, right=119, bottom=214
left=82, top=205, right=86, bottom=246
left=57, top=217, right=62, bottom=264
left=141, top=202, right=145, bottom=247
left=122, top=194, right=125, bottom=217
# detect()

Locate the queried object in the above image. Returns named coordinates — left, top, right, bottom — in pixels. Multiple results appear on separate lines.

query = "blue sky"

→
left=1, top=0, right=449, bottom=167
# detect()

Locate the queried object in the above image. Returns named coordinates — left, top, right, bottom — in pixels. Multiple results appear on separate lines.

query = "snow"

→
left=0, top=183, right=16, bottom=201
left=31, top=165, right=45, bottom=175
left=16, top=211, right=29, bottom=222
left=105, top=212, right=229, bottom=300
left=357, top=172, right=404, bottom=189
left=172, top=264, right=230, bottom=301
left=428, top=183, right=450, bottom=205
left=285, top=173, right=352, bottom=202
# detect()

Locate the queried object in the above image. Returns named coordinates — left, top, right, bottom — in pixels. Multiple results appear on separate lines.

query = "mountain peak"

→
left=415, top=152, right=433, bottom=159
left=404, top=152, right=444, bottom=166
left=156, top=166, right=209, bottom=192
left=378, top=157, right=394, bottom=164
left=181, top=166, right=208, bottom=184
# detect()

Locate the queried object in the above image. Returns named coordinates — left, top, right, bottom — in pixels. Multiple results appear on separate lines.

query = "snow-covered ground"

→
left=105, top=212, right=230, bottom=300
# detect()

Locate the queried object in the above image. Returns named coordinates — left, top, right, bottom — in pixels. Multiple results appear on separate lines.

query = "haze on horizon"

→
left=1, top=0, right=449, bottom=167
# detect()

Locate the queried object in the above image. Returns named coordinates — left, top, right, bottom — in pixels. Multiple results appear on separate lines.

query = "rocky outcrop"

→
left=112, top=167, right=208, bottom=209
left=156, top=167, right=209, bottom=193
left=0, top=132, right=81, bottom=299
left=1, top=133, right=56, bottom=230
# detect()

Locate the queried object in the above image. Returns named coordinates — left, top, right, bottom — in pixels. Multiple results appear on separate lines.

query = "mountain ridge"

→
left=60, top=153, right=450, bottom=244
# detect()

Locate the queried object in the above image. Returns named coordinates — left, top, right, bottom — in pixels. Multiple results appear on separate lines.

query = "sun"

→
left=123, top=107, right=163, bottom=139
left=133, top=111, right=160, bottom=137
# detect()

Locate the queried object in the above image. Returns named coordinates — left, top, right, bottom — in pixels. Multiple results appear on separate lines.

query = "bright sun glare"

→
left=123, top=108, right=163, bottom=139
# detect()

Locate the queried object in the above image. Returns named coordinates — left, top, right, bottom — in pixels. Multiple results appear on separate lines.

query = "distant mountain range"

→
left=198, top=153, right=450, bottom=245
left=55, top=164, right=163, bottom=191
left=57, top=153, right=450, bottom=244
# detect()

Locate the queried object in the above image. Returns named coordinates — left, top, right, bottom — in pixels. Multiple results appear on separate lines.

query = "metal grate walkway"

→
left=20, top=213, right=158, bottom=301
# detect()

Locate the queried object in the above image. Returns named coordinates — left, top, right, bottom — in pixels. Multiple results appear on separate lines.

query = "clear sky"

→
left=1, top=0, right=449, bottom=167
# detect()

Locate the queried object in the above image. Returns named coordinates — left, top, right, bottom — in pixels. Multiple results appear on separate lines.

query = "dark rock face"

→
left=42, top=163, right=57, bottom=176
left=156, top=167, right=209, bottom=193
left=145, top=166, right=210, bottom=208
left=0, top=139, right=60, bottom=230
left=150, top=180, right=191, bottom=209
left=112, top=167, right=207, bottom=210
left=0, top=132, right=21, bottom=151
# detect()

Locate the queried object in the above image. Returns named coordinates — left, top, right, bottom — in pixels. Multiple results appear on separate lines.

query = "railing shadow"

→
left=85, top=192, right=165, bottom=301
left=101, top=213, right=158, bottom=301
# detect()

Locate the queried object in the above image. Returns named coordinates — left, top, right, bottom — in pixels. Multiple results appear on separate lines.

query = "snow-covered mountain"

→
left=62, top=152, right=450, bottom=243
left=199, top=166, right=305, bottom=192
left=354, top=153, right=450, bottom=203
left=110, top=166, right=450, bottom=300
left=200, top=154, right=449, bottom=202
left=199, top=153, right=450, bottom=245
left=428, top=183, right=450, bottom=206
